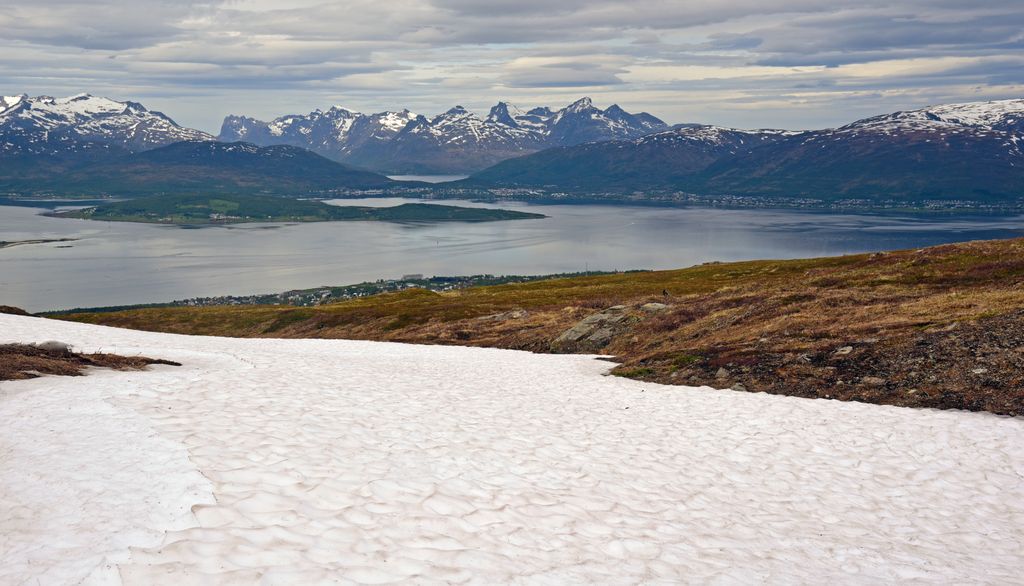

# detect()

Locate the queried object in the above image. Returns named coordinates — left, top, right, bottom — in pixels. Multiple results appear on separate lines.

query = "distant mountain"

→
left=467, top=99, right=1024, bottom=203
left=18, top=141, right=396, bottom=197
left=700, top=100, right=1024, bottom=201
left=0, top=93, right=216, bottom=189
left=467, top=125, right=796, bottom=191
left=217, top=97, right=667, bottom=173
left=0, top=94, right=212, bottom=155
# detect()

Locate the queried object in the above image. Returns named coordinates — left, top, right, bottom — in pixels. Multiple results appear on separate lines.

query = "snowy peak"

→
left=837, top=98, right=1024, bottom=137
left=548, top=97, right=667, bottom=145
left=217, top=107, right=419, bottom=156
left=486, top=102, right=523, bottom=128
left=0, top=93, right=213, bottom=155
left=1, top=94, right=28, bottom=114
left=216, top=98, right=667, bottom=172
left=635, top=125, right=798, bottom=151
left=566, top=96, right=595, bottom=113
left=913, top=99, right=1024, bottom=129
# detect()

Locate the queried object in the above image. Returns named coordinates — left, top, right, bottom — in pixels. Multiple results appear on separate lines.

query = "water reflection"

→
left=1, top=199, right=1022, bottom=312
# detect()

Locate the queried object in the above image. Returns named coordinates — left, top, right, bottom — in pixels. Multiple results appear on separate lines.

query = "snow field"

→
left=1, top=313, right=1022, bottom=584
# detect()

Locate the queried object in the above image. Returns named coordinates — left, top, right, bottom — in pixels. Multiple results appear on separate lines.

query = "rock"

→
left=971, top=367, right=989, bottom=375
left=34, top=340, right=72, bottom=353
left=0, top=305, right=30, bottom=316
left=715, top=367, right=730, bottom=380
left=640, top=302, right=669, bottom=313
left=834, top=346, right=854, bottom=356
left=861, top=376, right=886, bottom=386
left=550, top=306, right=638, bottom=353
left=732, top=382, right=748, bottom=392
left=478, top=309, right=528, bottom=322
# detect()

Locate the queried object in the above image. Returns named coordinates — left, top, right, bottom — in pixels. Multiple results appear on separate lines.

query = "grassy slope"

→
left=59, top=238, right=1024, bottom=414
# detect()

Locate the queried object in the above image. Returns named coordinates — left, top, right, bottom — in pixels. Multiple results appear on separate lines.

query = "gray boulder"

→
left=551, top=305, right=638, bottom=353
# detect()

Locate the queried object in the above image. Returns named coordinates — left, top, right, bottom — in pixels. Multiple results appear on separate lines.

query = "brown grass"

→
left=0, top=344, right=180, bottom=381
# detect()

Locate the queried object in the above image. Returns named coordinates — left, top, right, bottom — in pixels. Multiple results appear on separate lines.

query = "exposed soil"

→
left=0, top=344, right=181, bottom=381
left=632, top=310, right=1024, bottom=416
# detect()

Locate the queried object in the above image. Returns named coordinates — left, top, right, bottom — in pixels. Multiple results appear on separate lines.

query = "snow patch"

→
left=2, top=314, right=1021, bottom=583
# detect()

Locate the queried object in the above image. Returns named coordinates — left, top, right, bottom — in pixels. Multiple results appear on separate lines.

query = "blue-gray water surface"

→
left=2, top=197, right=1023, bottom=312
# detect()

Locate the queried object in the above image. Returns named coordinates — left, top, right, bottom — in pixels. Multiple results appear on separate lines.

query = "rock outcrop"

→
left=551, top=305, right=638, bottom=353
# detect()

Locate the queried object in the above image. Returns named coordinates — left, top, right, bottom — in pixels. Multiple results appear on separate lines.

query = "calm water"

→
left=2, top=198, right=1023, bottom=312
left=387, top=174, right=469, bottom=183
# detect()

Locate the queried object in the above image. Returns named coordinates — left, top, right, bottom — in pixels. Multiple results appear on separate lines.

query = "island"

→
left=0, top=238, right=78, bottom=249
left=52, top=194, right=546, bottom=225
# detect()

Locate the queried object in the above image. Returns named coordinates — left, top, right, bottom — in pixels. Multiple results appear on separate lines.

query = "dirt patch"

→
left=0, top=344, right=181, bottom=381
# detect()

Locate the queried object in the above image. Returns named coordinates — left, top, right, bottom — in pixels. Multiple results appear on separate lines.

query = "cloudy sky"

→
left=2, top=0, right=1022, bottom=132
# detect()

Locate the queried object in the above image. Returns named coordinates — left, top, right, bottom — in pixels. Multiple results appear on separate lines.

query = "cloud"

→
left=0, top=0, right=1020, bottom=132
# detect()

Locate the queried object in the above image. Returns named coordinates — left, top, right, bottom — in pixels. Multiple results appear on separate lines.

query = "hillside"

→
left=28, top=141, right=397, bottom=197
left=465, top=126, right=796, bottom=191
left=56, top=194, right=544, bottom=224
left=59, top=238, right=1024, bottom=415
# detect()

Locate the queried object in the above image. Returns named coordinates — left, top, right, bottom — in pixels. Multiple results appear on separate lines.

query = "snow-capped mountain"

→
left=699, top=98, right=1024, bottom=200
left=0, top=93, right=213, bottom=156
left=469, top=98, right=1024, bottom=202
left=217, top=98, right=667, bottom=173
left=547, top=97, right=665, bottom=145
left=219, top=106, right=418, bottom=160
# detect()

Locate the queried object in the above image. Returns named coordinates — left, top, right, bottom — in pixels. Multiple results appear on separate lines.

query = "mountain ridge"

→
left=218, top=97, right=668, bottom=173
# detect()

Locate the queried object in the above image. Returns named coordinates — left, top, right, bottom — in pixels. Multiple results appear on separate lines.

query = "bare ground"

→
left=0, top=344, right=180, bottom=381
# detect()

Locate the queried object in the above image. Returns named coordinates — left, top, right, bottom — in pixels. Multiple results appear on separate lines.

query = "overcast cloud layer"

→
left=2, top=0, right=1022, bottom=132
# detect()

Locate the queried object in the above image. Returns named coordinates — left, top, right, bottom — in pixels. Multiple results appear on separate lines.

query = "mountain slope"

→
left=466, top=126, right=797, bottom=191
left=217, top=98, right=667, bottom=173
left=467, top=99, right=1024, bottom=203
left=0, top=93, right=217, bottom=191
left=41, top=141, right=396, bottom=196
left=702, top=99, right=1024, bottom=201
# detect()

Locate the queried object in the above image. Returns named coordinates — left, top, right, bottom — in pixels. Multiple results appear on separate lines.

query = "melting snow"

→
left=1, top=314, right=1022, bottom=584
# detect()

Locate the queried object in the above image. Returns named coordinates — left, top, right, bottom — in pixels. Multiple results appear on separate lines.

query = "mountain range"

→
left=467, top=99, right=1024, bottom=203
left=1, top=92, right=1022, bottom=204
left=218, top=97, right=667, bottom=173
left=0, top=94, right=396, bottom=195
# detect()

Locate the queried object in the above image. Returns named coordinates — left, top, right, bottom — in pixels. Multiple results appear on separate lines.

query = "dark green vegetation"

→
left=3, top=140, right=396, bottom=197
left=55, top=193, right=545, bottom=224
left=61, top=238, right=1024, bottom=415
